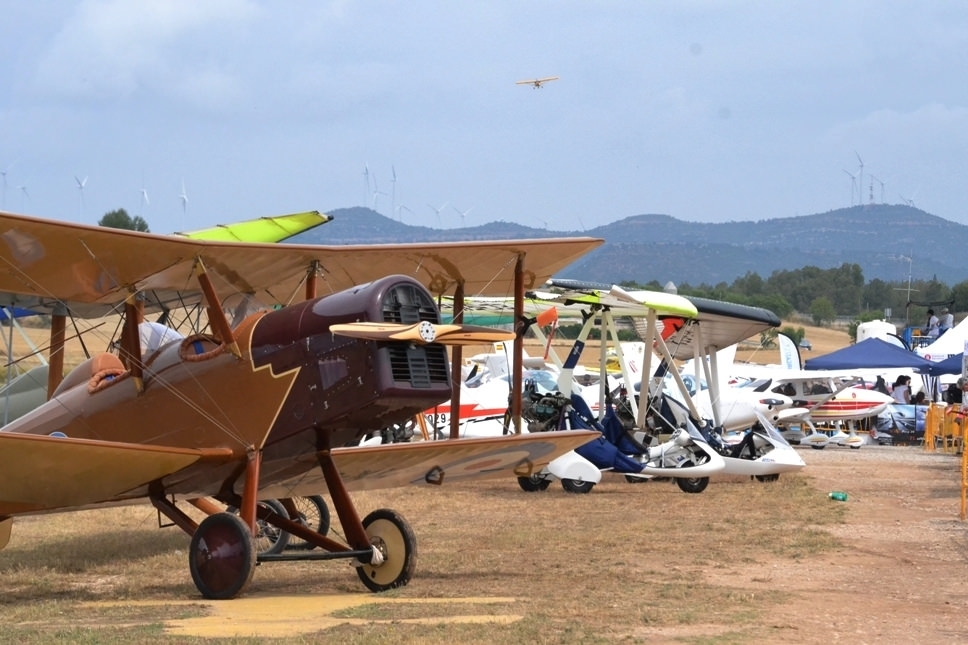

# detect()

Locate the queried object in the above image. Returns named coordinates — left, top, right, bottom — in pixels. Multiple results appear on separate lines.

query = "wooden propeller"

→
left=329, top=321, right=514, bottom=346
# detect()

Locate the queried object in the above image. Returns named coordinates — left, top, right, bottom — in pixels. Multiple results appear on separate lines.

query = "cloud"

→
left=31, top=0, right=258, bottom=108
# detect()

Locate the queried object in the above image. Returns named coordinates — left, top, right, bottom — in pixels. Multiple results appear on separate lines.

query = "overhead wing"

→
left=633, top=294, right=781, bottom=360
left=0, top=432, right=233, bottom=515
left=256, top=430, right=599, bottom=497
left=0, top=211, right=603, bottom=317
left=173, top=211, right=332, bottom=243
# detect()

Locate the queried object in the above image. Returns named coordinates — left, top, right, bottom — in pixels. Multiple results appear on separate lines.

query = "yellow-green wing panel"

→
left=176, top=211, right=331, bottom=243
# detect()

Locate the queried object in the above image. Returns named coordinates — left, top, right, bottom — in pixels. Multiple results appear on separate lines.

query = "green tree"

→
left=98, top=208, right=149, bottom=232
left=809, top=296, right=837, bottom=326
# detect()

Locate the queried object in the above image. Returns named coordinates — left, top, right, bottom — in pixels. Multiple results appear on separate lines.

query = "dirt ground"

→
left=703, top=446, right=968, bottom=644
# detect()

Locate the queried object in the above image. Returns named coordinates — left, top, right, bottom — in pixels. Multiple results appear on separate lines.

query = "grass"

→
left=0, top=470, right=848, bottom=644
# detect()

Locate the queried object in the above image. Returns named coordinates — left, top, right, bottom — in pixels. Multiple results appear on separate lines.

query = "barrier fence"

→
left=922, top=403, right=968, bottom=520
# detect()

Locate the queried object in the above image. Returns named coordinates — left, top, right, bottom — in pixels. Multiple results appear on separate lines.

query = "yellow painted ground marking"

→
left=84, top=594, right=522, bottom=638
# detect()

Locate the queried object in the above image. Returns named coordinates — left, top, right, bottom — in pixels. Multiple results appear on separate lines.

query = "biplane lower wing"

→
left=0, top=432, right=233, bottom=515
left=256, top=430, right=599, bottom=498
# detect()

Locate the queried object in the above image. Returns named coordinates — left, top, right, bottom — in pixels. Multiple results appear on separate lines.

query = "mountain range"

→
left=287, top=204, right=967, bottom=287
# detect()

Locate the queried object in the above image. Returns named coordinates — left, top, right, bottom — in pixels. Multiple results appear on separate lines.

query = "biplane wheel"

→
left=226, top=499, right=291, bottom=555
left=356, top=509, right=417, bottom=592
left=253, top=499, right=291, bottom=555
left=755, top=474, right=780, bottom=482
left=189, top=512, right=257, bottom=600
left=517, top=474, right=551, bottom=492
left=287, top=495, right=331, bottom=550
left=674, top=460, right=709, bottom=494
left=560, top=478, right=595, bottom=494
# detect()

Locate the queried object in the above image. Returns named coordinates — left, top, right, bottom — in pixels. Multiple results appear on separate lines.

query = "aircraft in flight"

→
left=516, top=76, right=559, bottom=88
left=0, top=210, right=601, bottom=599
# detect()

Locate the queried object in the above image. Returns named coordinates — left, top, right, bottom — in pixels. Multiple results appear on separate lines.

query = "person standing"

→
left=892, top=375, right=912, bottom=404
left=940, top=307, right=954, bottom=334
left=924, top=309, right=940, bottom=339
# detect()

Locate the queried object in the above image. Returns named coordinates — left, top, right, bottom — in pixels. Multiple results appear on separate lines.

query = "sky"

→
left=1, top=1, right=966, bottom=234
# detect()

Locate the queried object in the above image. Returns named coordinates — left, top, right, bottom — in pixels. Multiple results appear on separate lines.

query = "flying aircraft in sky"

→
left=515, top=76, right=559, bottom=88
left=0, top=210, right=601, bottom=599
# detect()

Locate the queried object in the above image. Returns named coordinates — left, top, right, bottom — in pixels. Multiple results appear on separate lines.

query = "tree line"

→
left=619, top=262, right=964, bottom=329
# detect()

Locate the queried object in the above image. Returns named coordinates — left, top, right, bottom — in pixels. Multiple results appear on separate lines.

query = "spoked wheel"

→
left=561, top=478, right=595, bottom=494
left=253, top=499, right=291, bottom=555
left=286, top=495, right=331, bottom=550
left=227, top=499, right=291, bottom=555
left=517, top=474, right=551, bottom=492
left=675, top=458, right=710, bottom=494
left=356, top=509, right=417, bottom=592
left=189, top=512, right=256, bottom=600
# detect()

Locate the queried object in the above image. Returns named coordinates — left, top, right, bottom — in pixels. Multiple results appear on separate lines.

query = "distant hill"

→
left=287, top=205, right=968, bottom=286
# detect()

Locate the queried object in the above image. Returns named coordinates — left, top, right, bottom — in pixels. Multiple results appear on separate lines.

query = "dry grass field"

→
left=9, top=318, right=962, bottom=644
left=0, top=447, right=966, bottom=643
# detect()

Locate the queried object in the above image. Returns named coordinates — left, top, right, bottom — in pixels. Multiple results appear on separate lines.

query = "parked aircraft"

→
left=0, top=210, right=601, bottom=598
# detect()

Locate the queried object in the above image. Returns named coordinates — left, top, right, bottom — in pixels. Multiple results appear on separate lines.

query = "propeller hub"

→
left=418, top=320, right=436, bottom=342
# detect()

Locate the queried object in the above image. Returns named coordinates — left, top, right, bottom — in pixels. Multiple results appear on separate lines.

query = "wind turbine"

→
left=179, top=179, right=189, bottom=214
left=18, top=183, right=28, bottom=212
left=869, top=175, right=885, bottom=203
left=370, top=173, right=387, bottom=213
left=451, top=205, right=474, bottom=227
left=74, top=175, right=88, bottom=219
left=362, top=164, right=371, bottom=206
left=396, top=204, right=414, bottom=222
left=139, top=178, right=150, bottom=217
left=427, top=201, right=448, bottom=227
left=855, top=152, right=864, bottom=204
left=0, top=162, right=13, bottom=210
left=842, top=169, right=857, bottom=206
left=390, top=165, right=397, bottom=219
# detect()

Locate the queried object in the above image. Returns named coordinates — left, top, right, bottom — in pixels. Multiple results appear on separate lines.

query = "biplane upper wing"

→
left=0, top=432, right=233, bottom=515
left=0, top=211, right=603, bottom=317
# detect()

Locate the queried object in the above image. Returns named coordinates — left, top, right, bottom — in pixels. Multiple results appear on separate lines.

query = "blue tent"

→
left=803, top=337, right=933, bottom=371
left=920, top=353, right=964, bottom=376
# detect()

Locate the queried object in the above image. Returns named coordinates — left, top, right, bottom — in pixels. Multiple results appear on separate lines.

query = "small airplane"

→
left=516, top=76, right=559, bottom=88
left=0, top=211, right=333, bottom=427
left=0, top=210, right=602, bottom=599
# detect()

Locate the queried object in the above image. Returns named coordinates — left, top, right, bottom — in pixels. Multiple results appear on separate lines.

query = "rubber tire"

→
left=561, top=478, right=595, bottom=494
left=625, top=475, right=648, bottom=484
left=189, top=512, right=256, bottom=600
left=356, top=509, right=418, bottom=592
left=674, top=460, right=709, bottom=494
left=755, top=473, right=780, bottom=482
left=517, top=475, right=551, bottom=492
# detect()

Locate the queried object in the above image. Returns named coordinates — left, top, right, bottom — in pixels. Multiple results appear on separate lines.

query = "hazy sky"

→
left=1, top=1, right=966, bottom=234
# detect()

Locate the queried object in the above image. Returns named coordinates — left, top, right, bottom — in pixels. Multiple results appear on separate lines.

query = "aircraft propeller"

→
left=329, top=321, right=513, bottom=346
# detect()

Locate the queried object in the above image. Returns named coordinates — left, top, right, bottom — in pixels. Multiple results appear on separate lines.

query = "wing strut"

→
left=46, top=307, right=67, bottom=399
left=195, top=258, right=241, bottom=358
left=448, top=281, right=465, bottom=439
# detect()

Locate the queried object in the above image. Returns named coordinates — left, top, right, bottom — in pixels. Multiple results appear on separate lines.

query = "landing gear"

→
left=560, top=478, right=595, bottom=494
left=675, top=459, right=710, bottom=494
left=189, top=512, right=257, bottom=600
left=517, top=474, right=551, bottom=492
left=355, top=509, right=417, bottom=592
left=285, top=495, right=331, bottom=549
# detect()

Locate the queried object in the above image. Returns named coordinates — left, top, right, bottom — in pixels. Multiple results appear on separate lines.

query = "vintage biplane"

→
left=0, top=210, right=602, bottom=599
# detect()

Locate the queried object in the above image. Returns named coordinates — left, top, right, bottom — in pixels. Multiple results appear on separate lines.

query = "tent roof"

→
left=804, top=337, right=933, bottom=371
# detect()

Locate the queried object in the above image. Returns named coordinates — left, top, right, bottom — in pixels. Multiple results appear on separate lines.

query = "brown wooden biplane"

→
left=0, top=210, right=602, bottom=599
